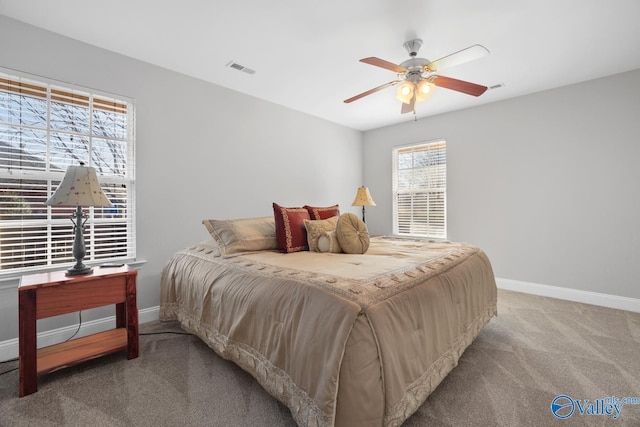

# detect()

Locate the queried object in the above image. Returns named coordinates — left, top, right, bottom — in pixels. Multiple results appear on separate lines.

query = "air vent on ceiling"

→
left=226, top=61, right=255, bottom=75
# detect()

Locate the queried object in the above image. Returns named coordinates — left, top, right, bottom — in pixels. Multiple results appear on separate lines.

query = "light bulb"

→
left=396, top=82, right=414, bottom=104
left=416, top=80, right=435, bottom=102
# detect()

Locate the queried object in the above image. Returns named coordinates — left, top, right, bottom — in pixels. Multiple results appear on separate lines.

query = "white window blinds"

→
left=0, top=70, right=136, bottom=276
left=392, top=141, right=446, bottom=238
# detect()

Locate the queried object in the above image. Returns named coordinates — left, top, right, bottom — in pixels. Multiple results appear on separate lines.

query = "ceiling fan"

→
left=344, top=39, right=490, bottom=114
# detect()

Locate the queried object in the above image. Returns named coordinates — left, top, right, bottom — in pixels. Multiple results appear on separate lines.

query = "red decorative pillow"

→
left=273, top=203, right=311, bottom=253
left=304, top=204, right=340, bottom=220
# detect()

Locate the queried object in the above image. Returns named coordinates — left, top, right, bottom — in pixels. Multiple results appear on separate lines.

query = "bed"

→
left=160, top=215, right=497, bottom=426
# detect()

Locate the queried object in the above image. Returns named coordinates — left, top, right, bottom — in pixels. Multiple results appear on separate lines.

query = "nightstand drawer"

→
left=36, top=277, right=128, bottom=318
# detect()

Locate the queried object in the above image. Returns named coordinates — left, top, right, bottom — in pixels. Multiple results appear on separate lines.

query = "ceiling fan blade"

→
left=401, top=94, right=415, bottom=114
left=344, top=80, right=400, bottom=103
left=426, top=44, right=490, bottom=72
left=360, top=57, right=407, bottom=73
left=431, top=75, right=488, bottom=97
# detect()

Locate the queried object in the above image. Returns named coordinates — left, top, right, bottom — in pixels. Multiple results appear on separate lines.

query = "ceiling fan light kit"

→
left=396, top=82, right=414, bottom=104
left=396, top=80, right=434, bottom=104
left=416, top=80, right=434, bottom=101
left=345, top=38, right=490, bottom=115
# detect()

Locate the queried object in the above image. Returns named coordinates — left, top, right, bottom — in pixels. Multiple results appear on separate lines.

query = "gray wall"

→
left=0, top=16, right=362, bottom=342
left=363, top=68, right=640, bottom=299
left=2, top=13, right=638, bottom=346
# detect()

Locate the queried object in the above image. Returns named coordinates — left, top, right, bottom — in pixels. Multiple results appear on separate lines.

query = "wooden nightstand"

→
left=18, top=266, right=138, bottom=397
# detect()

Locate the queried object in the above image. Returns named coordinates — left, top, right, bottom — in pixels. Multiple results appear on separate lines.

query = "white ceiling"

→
left=2, top=0, right=640, bottom=131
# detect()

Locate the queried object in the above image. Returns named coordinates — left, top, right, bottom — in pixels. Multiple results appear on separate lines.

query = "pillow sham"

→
left=273, top=203, right=311, bottom=253
left=335, top=213, right=370, bottom=254
left=203, top=216, right=278, bottom=257
left=317, top=230, right=342, bottom=253
left=304, top=204, right=340, bottom=220
left=303, top=216, right=339, bottom=252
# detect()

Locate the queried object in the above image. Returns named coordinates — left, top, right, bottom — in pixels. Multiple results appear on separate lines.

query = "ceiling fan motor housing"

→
left=399, top=39, right=431, bottom=82
left=399, top=57, right=431, bottom=82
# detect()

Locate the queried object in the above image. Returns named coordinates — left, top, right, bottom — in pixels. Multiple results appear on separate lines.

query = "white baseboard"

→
left=0, top=306, right=159, bottom=363
left=496, top=277, right=640, bottom=313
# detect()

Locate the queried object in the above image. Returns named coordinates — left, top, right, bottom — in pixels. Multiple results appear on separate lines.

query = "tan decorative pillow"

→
left=203, top=216, right=278, bottom=257
left=336, top=213, right=370, bottom=254
left=317, top=230, right=342, bottom=253
left=304, top=216, right=339, bottom=252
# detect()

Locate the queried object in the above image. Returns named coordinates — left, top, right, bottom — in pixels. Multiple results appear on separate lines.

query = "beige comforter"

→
left=160, top=236, right=497, bottom=426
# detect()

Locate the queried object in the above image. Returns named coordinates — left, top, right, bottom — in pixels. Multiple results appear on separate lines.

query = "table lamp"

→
left=45, top=162, right=113, bottom=275
left=352, top=186, right=376, bottom=223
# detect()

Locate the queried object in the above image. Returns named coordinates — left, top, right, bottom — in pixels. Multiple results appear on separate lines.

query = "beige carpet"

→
left=1, top=289, right=639, bottom=426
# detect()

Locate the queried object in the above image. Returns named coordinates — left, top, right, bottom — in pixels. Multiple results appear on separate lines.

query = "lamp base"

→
left=66, top=206, right=93, bottom=276
left=66, top=264, right=93, bottom=276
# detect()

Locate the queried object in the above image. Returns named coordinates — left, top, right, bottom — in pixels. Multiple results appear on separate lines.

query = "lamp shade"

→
left=352, top=186, right=376, bottom=207
left=46, top=163, right=113, bottom=208
left=396, top=82, right=414, bottom=104
left=416, top=80, right=435, bottom=102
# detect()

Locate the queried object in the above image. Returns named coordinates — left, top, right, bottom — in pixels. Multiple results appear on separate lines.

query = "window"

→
left=0, top=70, right=135, bottom=276
left=392, top=140, right=446, bottom=238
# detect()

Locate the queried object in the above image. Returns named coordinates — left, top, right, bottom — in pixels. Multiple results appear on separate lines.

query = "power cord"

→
left=0, top=357, right=18, bottom=376
left=0, top=311, right=83, bottom=376
left=65, top=311, right=82, bottom=342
